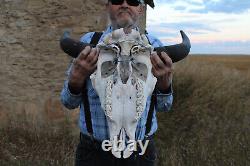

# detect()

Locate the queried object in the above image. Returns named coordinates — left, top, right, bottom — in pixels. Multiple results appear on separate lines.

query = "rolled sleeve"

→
left=60, top=80, right=83, bottom=110
left=155, top=84, right=173, bottom=112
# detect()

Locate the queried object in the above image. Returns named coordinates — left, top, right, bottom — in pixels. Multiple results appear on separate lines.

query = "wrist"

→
left=68, top=81, right=83, bottom=95
left=156, top=76, right=172, bottom=93
left=156, top=82, right=170, bottom=93
left=68, top=76, right=86, bottom=95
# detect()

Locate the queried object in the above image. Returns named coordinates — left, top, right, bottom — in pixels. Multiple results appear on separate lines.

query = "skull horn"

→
left=60, top=30, right=93, bottom=58
left=60, top=30, right=191, bottom=62
left=154, top=30, right=191, bottom=63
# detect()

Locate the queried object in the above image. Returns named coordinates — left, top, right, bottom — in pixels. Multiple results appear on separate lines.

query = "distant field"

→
left=189, top=55, right=250, bottom=71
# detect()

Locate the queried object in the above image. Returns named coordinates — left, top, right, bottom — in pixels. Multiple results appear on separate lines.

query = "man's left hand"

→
left=150, top=51, right=173, bottom=93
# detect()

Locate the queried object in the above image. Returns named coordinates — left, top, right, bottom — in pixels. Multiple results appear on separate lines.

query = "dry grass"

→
left=190, top=54, right=250, bottom=71
left=0, top=113, right=77, bottom=166
left=0, top=55, right=250, bottom=165
left=156, top=55, right=250, bottom=166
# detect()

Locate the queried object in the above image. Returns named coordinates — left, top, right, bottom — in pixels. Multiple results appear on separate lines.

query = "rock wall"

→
left=0, top=0, right=146, bottom=122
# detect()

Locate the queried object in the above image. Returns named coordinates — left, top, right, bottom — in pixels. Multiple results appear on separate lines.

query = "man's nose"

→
left=121, top=0, right=129, bottom=7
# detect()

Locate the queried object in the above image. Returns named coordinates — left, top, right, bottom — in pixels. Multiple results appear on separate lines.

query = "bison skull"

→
left=90, top=28, right=157, bottom=158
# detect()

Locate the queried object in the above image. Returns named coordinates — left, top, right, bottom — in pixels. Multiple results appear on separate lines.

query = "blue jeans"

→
left=75, top=133, right=157, bottom=166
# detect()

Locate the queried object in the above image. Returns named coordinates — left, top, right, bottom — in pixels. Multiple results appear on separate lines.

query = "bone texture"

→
left=90, top=28, right=157, bottom=158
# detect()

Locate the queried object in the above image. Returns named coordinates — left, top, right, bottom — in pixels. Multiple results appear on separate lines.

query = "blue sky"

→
left=146, top=0, right=250, bottom=54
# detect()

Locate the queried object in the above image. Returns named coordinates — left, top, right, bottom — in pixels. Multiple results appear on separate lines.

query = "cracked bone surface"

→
left=90, top=28, right=157, bottom=158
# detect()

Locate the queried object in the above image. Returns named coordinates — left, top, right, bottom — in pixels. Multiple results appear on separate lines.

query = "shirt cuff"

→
left=60, top=80, right=83, bottom=109
left=155, top=83, right=173, bottom=112
left=155, top=83, right=173, bottom=95
left=66, top=81, right=83, bottom=97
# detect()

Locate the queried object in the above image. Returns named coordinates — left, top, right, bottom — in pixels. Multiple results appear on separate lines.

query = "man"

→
left=61, top=0, right=173, bottom=165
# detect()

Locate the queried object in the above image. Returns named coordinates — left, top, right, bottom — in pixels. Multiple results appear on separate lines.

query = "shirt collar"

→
left=103, top=25, right=140, bottom=34
left=99, top=25, right=141, bottom=43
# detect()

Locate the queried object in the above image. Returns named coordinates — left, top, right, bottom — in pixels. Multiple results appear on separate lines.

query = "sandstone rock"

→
left=0, top=0, right=146, bottom=122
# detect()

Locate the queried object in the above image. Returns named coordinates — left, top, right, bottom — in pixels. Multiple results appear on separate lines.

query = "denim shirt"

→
left=61, top=26, right=173, bottom=141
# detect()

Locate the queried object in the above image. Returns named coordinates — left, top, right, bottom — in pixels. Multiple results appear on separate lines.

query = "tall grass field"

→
left=0, top=55, right=249, bottom=166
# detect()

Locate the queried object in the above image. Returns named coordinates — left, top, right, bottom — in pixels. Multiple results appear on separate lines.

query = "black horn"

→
left=60, top=30, right=92, bottom=58
left=154, top=30, right=191, bottom=63
left=60, top=30, right=191, bottom=62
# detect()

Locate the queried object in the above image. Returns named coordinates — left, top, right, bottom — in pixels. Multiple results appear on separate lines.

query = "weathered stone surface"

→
left=0, top=0, right=146, bottom=121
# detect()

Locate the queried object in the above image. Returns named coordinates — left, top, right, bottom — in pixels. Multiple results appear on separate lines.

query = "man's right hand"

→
left=68, top=46, right=99, bottom=94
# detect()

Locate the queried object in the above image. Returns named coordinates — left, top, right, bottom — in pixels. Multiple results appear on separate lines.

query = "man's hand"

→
left=68, top=46, right=99, bottom=94
left=150, top=51, right=173, bottom=93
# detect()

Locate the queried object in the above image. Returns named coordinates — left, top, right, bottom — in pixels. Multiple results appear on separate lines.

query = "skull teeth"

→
left=105, top=78, right=113, bottom=119
left=104, top=77, right=145, bottom=121
left=135, top=79, right=144, bottom=120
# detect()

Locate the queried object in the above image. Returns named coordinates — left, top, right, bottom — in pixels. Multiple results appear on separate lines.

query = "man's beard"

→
left=116, top=17, right=134, bottom=29
left=109, top=10, right=138, bottom=29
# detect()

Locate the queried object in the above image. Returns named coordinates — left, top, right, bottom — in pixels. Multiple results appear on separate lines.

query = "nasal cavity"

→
left=119, top=62, right=131, bottom=84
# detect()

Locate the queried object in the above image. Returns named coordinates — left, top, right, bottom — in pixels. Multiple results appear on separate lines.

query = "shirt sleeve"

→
left=146, top=34, right=164, bottom=47
left=80, top=32, right=95, bottom=43
left=60, top=79, right=83, bottom=109
left=60, top=32, right=94, bottom=109
left=147, top=34, right=174, bottom=112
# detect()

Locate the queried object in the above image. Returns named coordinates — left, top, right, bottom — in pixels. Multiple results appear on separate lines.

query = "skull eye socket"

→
left=132, top=62, right=148, bottom=81
left=101, top=61, right=117, bottom=78
left=111, top=43, right=121, bottom=54
left=130, top=45, right=140, bottom=55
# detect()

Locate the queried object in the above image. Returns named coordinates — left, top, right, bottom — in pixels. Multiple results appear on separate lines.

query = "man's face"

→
left=107, top=0, right=143, bottom=29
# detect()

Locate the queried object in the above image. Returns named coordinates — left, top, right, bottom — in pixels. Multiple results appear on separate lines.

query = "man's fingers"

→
left=78, top=46, right=91, bottom=60
left=91, top=52, right=99, bottom=65
left=159, top=52, right=172, bottom=67
left=150, top=51, right=174, bottom=79
left=86, top=48, right=99, bottom=65
left=73, top=58, right=83, bottom=70
left=152, top=65, right=161, bottom=77
left=150, top=53, right=165, bottom=69
left=73, top=47, right=99, bottom=74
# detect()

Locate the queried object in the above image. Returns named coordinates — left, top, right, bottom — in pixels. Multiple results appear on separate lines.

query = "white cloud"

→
left=146, top=0, right=250, bottom=54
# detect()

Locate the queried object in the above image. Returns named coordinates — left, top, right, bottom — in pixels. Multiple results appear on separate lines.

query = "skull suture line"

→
left=90, top=28, right=157, bottom=158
